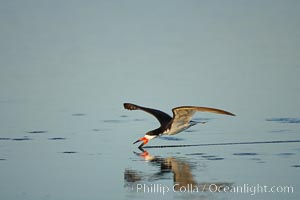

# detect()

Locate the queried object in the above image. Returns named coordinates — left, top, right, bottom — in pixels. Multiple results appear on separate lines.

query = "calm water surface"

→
left=0, top=104, right=299, bottom=200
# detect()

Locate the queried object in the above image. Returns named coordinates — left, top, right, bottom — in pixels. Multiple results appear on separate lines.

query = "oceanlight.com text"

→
left=209, top=183, right=294, bottom=195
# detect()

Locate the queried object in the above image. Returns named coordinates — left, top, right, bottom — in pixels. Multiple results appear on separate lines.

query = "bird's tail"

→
left=190, top=120, right=207, bottom=126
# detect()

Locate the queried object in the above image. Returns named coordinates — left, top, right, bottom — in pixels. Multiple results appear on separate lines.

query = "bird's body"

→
left=124, top=103, right=235, bottom=148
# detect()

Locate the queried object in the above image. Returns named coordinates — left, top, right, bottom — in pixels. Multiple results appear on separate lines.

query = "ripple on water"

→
left=233, top=153, right=258, bottom=156
left=207, top=157, right=224, bottom=161
left=92, top=128, right=111, bottom=132
left=12, top=137, right=32, bottom=141
left=266, top=117, right=300, bottom=124
left=159, top=137, right=184, bottom=141
left=201, top=155, right=224, bottom=160
left=276, top=153, right=295, bottom=157
left=133, top=118, right=146, bottom=121
left=72, top=113, right=86, bottom=116
left=103, top=119, right=122, bottom=123
left=61, top=151, right=78, bottom=154
left=185, top=153, right=206, bottom=156
left=48, top=137, right=67, bottom=140
left=202, top=155, right=217, bottom=158
left=291, top=165, right=300, bottom=168
left=27, top=130, right=47, bottom=134
left=0, top=138, right=11, bottom=140
left=268, top=129, right=291, bottom=133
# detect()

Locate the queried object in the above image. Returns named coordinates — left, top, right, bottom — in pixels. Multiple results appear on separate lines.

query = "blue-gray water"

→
left=1, top=1, right=300, bottom=199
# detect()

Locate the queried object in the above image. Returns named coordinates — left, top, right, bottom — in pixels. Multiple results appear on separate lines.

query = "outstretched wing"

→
left=173, top=106, right=234, bottom=119
left=167, top=106, right=235, bottom=134
left=124, top=103, right=172, bottom=127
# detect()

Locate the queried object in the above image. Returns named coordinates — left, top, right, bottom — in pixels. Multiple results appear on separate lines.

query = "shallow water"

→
left=0, top=107, right=299, bottom=200
left=1, top=1, right=300, bottom=199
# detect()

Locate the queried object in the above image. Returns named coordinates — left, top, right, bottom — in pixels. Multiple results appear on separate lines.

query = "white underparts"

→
left=144, top=135, right=157, bottom=140
left=163, top=123, right=193, bottom=135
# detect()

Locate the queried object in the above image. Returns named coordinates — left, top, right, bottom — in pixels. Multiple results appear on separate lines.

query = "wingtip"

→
left=123, top=103, right=130, bottom=109
left=217, top=109, right=236, bottom=116
left=216, top=109, right=236, bottom=116
left=229, top=112, right=236, bottom=116
left=123, top=103, right=138, bottom=110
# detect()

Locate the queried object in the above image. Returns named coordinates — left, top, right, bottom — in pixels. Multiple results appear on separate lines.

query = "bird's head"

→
left=133, top=135, right=156, bottom=148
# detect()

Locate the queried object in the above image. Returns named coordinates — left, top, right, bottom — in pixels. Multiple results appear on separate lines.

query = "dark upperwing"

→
left=124, top=103, right=172, bottom=127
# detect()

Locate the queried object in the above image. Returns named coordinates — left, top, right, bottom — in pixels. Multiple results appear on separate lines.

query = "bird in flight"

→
left=124, top=103, right=235, bottom=148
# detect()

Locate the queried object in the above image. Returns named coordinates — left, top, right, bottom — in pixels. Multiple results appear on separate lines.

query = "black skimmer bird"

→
left=124, top=103, right=235, bottom=148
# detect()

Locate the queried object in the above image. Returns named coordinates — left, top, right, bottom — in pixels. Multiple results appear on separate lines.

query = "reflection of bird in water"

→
left=124, top=103, right=235, bottom=148
left=164, top=157, right=198, bottom=190
left=125, top=150, right=232, bottom=192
